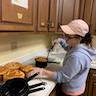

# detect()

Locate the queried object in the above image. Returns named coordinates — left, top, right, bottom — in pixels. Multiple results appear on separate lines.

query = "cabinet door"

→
left=37, top=0, right=57, bottom=32
left=92, top=82, right=96, bottom=96
left=0, top=0, right=36, bottom=31
left=37, top=0, right=49, bottom=32
left=88, top=69, right=96, bottom=96
left=49, top=0, right=57, bottom=32
left=89, top=80, right=96, bottom=96
left=81, top=0, right=96, bottom=35
left=81, top=79, right=89, bottom=96
left=90, top=0, right=96, bottom=35
left=83, top=0, right=94, bottom=25
left=49, top=87, right=56, bottom=96
left=0, top=0, right=1, bottom=21
left=58, top=0, right=80, bottom=30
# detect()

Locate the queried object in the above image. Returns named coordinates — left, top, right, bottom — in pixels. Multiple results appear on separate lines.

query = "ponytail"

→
left=80, top=32, right=93, bottom=47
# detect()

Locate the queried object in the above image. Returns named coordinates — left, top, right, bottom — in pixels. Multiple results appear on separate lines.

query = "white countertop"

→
left=91, top=64, right=96, bottom=69
left=90, top=59, right=96, bottom=69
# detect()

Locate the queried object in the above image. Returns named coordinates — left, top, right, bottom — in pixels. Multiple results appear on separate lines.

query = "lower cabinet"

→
left=82, top=69, right=96, bottom=96
left=88, top=80, right=96, bottom=96
left=50, top=88, right=56, bottom=96
left=88, top=69, right=96, bottom=96
left=81, top=79, right=89, bottom=96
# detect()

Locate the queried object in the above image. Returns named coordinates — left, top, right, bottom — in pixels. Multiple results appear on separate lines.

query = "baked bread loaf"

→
left=20, top=65, right=33, bottom=73
left=3, top=69, right=25, bottom=81
left=4, top=62, right=23, bottom=70
left=0, top=66, right=8, bottom=81
left=0, top=66, right=8, bottom=75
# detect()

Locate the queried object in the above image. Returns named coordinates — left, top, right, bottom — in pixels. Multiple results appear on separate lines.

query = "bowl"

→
left=35, top=56, right=48, bottom=68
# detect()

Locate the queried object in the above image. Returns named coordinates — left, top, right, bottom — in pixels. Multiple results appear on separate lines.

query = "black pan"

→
left=0, top=72, right=46, bottom=96
left=35, top=57, right=60, bottom=68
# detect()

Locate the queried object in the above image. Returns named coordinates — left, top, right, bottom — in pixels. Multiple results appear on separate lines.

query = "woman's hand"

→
left=26, top=67, right=41, bottom=78
left=27, top=67, right=55, bottom=79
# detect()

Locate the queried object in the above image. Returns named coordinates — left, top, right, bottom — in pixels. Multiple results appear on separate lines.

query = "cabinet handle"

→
left=17, top=13, right=23, bottom=19
left=93, top=83, right=96, bottom=86
left=48, top=21, right=55, bottom=28
left=58, top=23, right=61, bottom=28
left=40, top=22, right=46, bottom=27
left=50, top=22, right=55, bottom=28
left=93, top=74, right=96, bottom=77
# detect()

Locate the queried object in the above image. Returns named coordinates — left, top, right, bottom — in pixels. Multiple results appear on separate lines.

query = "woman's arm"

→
left=27, top=67, right=56, bottom=80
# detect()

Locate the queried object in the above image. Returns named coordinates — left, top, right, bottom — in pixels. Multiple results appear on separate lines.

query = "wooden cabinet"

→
left=81, top=0, right=96, bottom=35
left=37, top=0, right=57, bottom=32
left=0, top=0, right=36, bottom=31
left=0, top=0, right=96, bottom=33
left=82, top=0, right=93, bottom=25
left=81, top=77, right=89, bottom=96
left=82, top=69, right=96, bottom=96
left=89, top=80, right=96, bottom=96
left=88, top=69, right=96, bottom=96
left=50, top=87, right=56, bottom=96
left=90, top=0, right=96, bottom=35
left=58, top=0, right=80, bottom=30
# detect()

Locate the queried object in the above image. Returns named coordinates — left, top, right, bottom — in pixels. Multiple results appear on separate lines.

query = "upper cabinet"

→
left=57, top=0, right=80, bottom=30
left=90, top=0, right=96, bottom=35
left=80, top=0, right=96, bottom=35
left=37, top=0, right=57, bottom=32
left=0, top=0, right=36, bottom=31
left=0, top=0, right=96, bottom=34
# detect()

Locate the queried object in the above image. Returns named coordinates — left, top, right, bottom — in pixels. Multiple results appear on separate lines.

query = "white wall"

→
left=0, top=32, right=52, bottom=65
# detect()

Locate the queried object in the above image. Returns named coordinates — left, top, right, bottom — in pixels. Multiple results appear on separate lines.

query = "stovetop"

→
left=28, top=79, right=55, bottom=96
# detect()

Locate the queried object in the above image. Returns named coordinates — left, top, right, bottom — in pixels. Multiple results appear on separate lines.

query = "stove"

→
left=28, top=79, right=55, bottom=96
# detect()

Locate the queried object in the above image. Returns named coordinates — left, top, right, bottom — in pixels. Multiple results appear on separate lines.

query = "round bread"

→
left=20, top=65, right=33, bottom=73
left=3, top=69, right=25, bottom=81
left=0, top=66, right=8, bottom=75
left=4, top=62, right=23, bottom=70
left=0, top=66, right=8, bottom=81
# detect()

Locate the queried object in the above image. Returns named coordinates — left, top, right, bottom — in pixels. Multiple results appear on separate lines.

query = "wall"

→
left=0, top=32, right=53, bottom=65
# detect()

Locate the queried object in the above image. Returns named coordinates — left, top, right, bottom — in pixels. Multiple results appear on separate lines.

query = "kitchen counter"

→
left=90, top=59, right=96, bottom=69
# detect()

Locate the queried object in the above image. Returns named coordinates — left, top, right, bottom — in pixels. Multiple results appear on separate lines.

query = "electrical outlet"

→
left=11, top=41, right=18, bottom=50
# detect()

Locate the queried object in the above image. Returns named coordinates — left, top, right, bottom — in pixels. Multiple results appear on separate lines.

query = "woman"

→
left=28, top=19, right=96, bottom=96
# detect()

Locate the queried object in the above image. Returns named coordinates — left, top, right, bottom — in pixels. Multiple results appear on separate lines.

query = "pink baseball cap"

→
left=60, top=19, right=89, bottom=37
